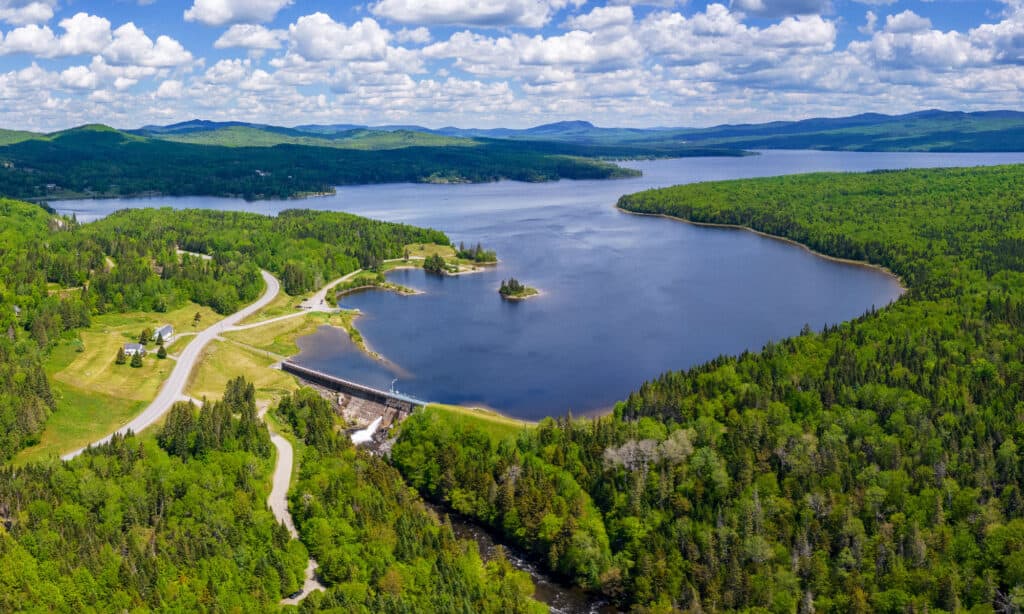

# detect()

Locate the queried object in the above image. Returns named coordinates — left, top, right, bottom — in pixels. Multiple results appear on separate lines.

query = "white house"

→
left=154, top=324, right=175, bottom=344
left=123, top=343, right=145, bottom=357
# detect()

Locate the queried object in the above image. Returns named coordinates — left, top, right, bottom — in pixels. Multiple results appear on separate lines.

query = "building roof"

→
left=124, top=343, right=144, bottom=351
left=156, top=324, right=174, bottom=334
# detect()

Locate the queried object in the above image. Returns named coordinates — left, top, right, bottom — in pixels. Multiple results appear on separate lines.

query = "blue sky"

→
left=0, top=0, right=1020, bottom=130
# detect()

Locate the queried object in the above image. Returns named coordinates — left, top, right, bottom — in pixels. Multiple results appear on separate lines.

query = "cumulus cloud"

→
left=287, top=13, right=390, bottom=62
left=730, top=0, right=831, bottom=18
left=0, top=0, right=54, bottom=25
left=370, top=0, right=583, bottom=28
left=395, top=27, right=431, bottom=45
left=564, top=6, right=634, bottom=31
left=184, top=0, right=292, bottom=27
left=155, top=79, right=184, bottom=98
left=214, top=24, right=285, bottom=50
left=884, top=10, right=932, bottom=34
left=60, top=64, right=98, bottom=89
left=103, top=23, right=193, bottom=67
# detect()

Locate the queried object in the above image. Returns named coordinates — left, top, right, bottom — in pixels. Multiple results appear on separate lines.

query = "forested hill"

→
left=391, top=164, right=1024, bottom=611
left=433, top=110, right=1024, bottom=152
left=0, top=200, right=450, bottom=461
left=0, top=124, right=740, bottom=201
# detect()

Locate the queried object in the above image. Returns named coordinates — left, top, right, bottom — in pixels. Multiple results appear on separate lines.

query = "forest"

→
left=0, top=379, right=308, bottom=610
left=0, top=126, right=674, bottom=201
left=274, top=388, right=545, bottom=612
left=391, top=164, right=1024, bottom=612
left=0, top=199, right=450, bottom=461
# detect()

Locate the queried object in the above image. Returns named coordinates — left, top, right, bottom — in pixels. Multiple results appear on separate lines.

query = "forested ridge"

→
left=0, top=126, right=658, bottom=201
left=0, top=199, right=449, bottom=461
left=392, top=165, right=1024, bottom=612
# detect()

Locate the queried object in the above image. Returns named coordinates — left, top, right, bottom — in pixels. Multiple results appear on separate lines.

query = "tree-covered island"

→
left=499, top=278, right=539, bottom=300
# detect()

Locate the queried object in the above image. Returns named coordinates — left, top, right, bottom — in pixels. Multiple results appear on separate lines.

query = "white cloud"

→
left=287, top=13, right=391, bottom=62
left=184, top=0, right=292, bottom=27
left=730, top=0, right=831, bottom=18
left=370, top=0, right=583, bottom=28
left=0, top=1, right=54, bottom=25
left=60, top=65, right=99, bottom=89
left=859, top=10, right=877, bottom=35
left=155, top=79, right=184, bottom=98
left=103, top=23, right=193, bottom=67
left=203, top=58, right=250, bottom=83
left=395, top=27, right=431, bottom=45
left=214, top=24, right=285, bottom=50
left=58, top=13, right=113, bottom=55
left=884, top=10, right=932, bottom=34
left=564, top=6, right=634, bottom=31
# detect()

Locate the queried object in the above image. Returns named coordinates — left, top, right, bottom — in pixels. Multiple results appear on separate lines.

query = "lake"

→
left=54, top=150, right=1024, bottom=420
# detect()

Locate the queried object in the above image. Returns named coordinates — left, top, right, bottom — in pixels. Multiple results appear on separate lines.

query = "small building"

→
left=154, top=324, right=175, bottom=344
left=123, top=343, right=146, bottom=357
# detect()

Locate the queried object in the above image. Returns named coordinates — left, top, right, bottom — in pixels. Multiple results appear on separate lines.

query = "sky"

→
left=0, top=0, right=1020, bottom=130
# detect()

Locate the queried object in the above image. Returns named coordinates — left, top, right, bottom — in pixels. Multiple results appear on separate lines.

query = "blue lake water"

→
left=54, top=150, right=1024, bottom=419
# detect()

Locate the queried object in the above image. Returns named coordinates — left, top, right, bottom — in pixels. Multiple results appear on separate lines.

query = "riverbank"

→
left=616, top=206, right=908, bottom=294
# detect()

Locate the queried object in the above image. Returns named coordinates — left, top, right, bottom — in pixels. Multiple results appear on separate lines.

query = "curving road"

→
left=265, top=413, right=326, bottom=604
left=62, top=270, right=282, bottom=460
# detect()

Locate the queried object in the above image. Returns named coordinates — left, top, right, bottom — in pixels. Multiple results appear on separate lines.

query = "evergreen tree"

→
left=115, top=347, right=126, bottom=365
left=130, top=351, right=143, bottom=368
left=156, top=345, right=167, bottom=359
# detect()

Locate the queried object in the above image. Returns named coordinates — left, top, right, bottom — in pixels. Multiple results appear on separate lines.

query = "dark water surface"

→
left=54, top=151, right=1024, bottom=419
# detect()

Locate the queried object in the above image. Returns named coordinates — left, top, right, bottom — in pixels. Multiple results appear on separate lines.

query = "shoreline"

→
left=334, top=283, right=421, bottom=300
left=617, top=207, right=908, bottom=294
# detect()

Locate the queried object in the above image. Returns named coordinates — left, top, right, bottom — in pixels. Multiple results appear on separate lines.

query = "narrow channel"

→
left=425, top=502, right=617, bottom=614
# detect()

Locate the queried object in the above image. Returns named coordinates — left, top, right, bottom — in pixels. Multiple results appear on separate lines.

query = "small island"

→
left=499, top=277, right=539, bottom=300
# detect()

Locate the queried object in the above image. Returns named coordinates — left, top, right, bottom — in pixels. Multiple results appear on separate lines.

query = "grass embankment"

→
left=14, top=303, right=221, bottom=463
left=419, top=404, right=534, bottom=443
left=225, top=310, right=365, bottom=356
left=186, top=340, right=298, bottom=404
left=237, top=289, right=312, bottom=325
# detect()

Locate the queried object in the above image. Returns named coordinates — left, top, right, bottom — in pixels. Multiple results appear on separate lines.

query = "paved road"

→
left=265, top=413, right=326, bottom=604
left=62, top=270, right=282, bottom=460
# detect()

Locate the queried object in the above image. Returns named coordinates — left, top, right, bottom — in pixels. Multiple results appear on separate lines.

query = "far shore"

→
left=617, top=207, right=908, bottom=294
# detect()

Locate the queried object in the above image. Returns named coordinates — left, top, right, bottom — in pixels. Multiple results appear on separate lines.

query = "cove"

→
left=53, top=150, right=1024, bottom=420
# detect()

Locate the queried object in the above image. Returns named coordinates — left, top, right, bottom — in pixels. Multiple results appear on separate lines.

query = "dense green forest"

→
left=0, top=379, right=309, bottom=610
left=392, top=164, right=1024, bottom=612
left=0, top=125, right=712, bottom=201
left=275, top=388, right=545, bottom=612
left=0, top=198, right=449, bottom=461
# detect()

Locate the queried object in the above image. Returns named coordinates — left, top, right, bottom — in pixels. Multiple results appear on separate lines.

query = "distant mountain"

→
left=678, top=109, right=1024, bottom=152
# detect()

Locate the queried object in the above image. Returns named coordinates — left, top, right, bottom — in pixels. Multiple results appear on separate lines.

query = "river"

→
left=54, top=150, right=1024, bottom=420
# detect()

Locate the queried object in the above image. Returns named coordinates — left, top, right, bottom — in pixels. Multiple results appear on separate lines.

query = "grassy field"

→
left=51, top=303, right=221, bottom=401
left=237, top=288, right=310, bottom=325
left=225, top=311, right=363, bottom=357
left=186, top=339, right=298, bottom=404
left=422, top=403, right=535, bottom=443
left=13, top=341, right=147, bottom=464
left=404, top=243, right=456, bottom=259
left=11, top=303, right=223, bottom=462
